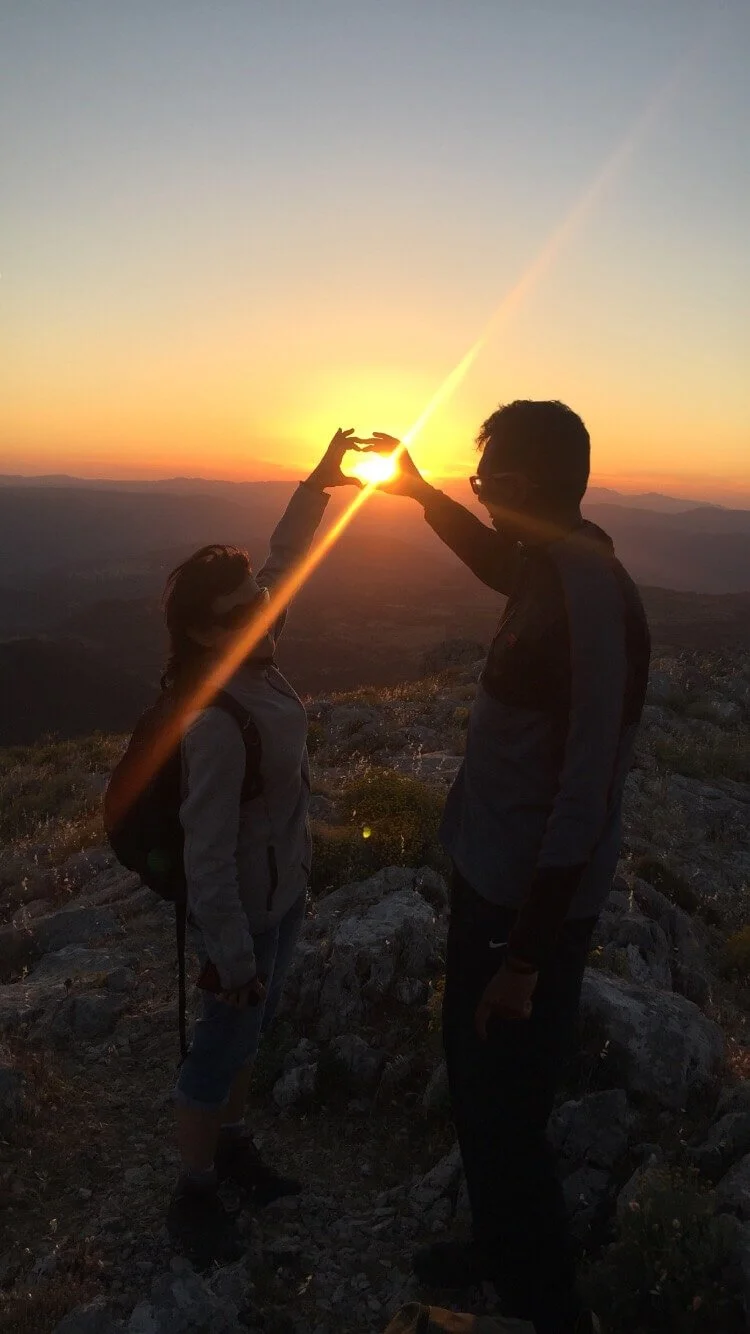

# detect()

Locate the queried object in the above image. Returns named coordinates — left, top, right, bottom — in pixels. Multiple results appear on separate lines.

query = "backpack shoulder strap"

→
left=211, top=690, right=263, bottom=802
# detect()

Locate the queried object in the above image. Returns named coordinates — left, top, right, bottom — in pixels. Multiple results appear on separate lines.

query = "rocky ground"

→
left=1, top=646, right=749, bottom=1333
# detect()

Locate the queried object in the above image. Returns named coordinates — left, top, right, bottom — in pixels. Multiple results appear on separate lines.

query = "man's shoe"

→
left=216, top=1130, right=302, bottom=1207
left=412, top=1237, right=492, bottom=1289
left=166, top=1184, right=244, bottom=1269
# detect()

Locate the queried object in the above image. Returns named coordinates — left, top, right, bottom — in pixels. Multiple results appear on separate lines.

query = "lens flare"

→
left=348, top=452, right=399, bottom=486
left=119, top=49, right=698, bottom=808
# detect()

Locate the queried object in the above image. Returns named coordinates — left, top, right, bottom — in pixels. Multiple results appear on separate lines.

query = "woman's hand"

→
left=219, top=976, right=266, bottom=1009
left=361, top=433, right=435, bottom=505
left=305, top=428, right=366, bottom=491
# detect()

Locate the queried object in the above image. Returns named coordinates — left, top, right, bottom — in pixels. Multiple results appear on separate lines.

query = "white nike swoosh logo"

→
left=488, top=939, right=508, bottom=950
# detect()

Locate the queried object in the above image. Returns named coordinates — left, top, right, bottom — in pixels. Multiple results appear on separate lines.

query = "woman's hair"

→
left=161, top=543, right=251, bottom=691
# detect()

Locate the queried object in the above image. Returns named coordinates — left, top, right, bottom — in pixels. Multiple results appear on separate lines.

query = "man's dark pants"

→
left=442, top=868, right=595, bottom=1331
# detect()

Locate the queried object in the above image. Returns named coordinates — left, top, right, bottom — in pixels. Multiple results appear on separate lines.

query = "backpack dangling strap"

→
left=175, top=897, right=188, bottom=1064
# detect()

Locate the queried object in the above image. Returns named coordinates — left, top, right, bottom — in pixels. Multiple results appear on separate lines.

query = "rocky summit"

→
left=0, top=648, right=749, bottom=1333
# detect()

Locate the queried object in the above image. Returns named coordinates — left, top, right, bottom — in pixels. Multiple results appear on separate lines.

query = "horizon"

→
left=2, top=3, right=749, bottom=502
left=0, top=465, right=748, bottom=511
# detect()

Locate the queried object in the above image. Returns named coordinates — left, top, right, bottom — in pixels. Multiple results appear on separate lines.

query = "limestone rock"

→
left=31, top=906, right=120, bottom=956
left=689, top=1112, right=750, bottom=1181
left=127, top=1258, right=251, bottom=1333
left=282, top=867, right=446, bottom=1039
left=549, top=1089, right=632, bottom=1170
left=27, top=945, right=136, bottom=992
left=717, top=1155, right=750, bottom=1221
left=329, top=1034, right=384, bottom=1088
left=717, top=1083, right=750, bottom=1119
left=562, top=1165, right=611, bottom=1239
left=422, top=1061, right=450, bottom=1115
left=594, top=911, right=672, bottom=989
left=272, top=1061, right=318, bottom=1110
left=43, top=991, right=126, bottom=1043
left=53, top=1298, right=124, bottom=1333
left=411, top=1144, right=463, bottom=1212
left=580, top=971, right=724, bottom=1109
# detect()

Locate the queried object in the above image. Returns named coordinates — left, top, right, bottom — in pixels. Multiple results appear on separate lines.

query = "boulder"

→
left=594, top=911, right=671, bottom=989
left=42, top=991, right=126, bottom=1044
left=562, top=1165, right=611, bottom=1239
left=53, top=1298, right=124, bottom=1333
left=580, top=971, right=724, bottom=1109
left=422, top=1061, right=450, bottom=1115
left=616, top=1155, right=663, bottom=1222
left=646, top=670, right=683, bottom=709
left=281, top=867, right=446, bottom=1039
left=549, top=1089, right=632, bottom=1170
left=58, top=847, right=115, bottom=892
left=717, top=1083, right=750, bottom=1119
left=329, top=1034, right=384, bottom=1088
left=31, top=906, right=120, bottom=956
left=272, top=1061, right=318, bottom=1110
left=687, top=693, right=744, bottom=728
left=411, top=1144, right=464, bottom=1212
left=327, top=703, right=381, bottom=742
left=27, top=945, right=136, bottom=992
left=689, top=1113, right=750, bottom=1181
left=717, top=1155, right=750, bottom=1221
left=127, top=1258, right=250, bottom=1333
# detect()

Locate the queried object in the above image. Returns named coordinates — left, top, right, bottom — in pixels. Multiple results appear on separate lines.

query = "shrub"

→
left=0, top=734, right=124, bottom=850
left=584, top=1167, right=743, bottom=1333
left=310, top=767, right=445, bottom=896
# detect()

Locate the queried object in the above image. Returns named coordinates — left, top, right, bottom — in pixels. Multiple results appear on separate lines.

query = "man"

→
left=370, top=402, right=650, bottom=1334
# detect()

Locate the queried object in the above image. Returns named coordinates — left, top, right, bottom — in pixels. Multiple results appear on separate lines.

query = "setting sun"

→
left=348, top=451, right=400, bottom=487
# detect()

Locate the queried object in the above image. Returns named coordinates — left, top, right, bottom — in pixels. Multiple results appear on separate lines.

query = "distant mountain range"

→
left=0, top=474, right=748, bottom=744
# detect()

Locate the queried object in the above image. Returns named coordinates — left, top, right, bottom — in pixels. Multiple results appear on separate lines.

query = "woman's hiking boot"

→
left=216, top=1129, right=302, bottom=1206
left=166, top=1181, right=244, bottom=1269
left=412, top=1237, right=493, bottom=1289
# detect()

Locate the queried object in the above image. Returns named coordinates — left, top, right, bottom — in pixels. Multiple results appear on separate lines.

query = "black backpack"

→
left=104, top=688, right=263, bottom=1057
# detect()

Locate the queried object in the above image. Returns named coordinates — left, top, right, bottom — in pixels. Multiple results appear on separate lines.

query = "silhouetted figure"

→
left=162, top=429, right=364, bottom=1267
left=370, top=402, right=649, bottom=1334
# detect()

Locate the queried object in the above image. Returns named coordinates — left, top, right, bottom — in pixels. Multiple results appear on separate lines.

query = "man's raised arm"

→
left=367, top=439, right=522, bottom=595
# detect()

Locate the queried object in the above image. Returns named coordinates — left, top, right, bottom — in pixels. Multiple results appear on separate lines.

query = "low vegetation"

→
left=0, top=734, right=124, bottom=864
left=311, top=766, right=445, bottom=896
left=653, top=732, right=750, bottom=785
left=584, top=1167, right=743, bottom=1333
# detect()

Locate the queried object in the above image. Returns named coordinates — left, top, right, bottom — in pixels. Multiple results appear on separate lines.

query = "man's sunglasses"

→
left=211, top=588, right=270, bottom=631
left=469, top=472, right=537, bottom=498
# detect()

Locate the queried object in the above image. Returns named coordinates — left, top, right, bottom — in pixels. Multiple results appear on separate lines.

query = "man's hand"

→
left=361, top=433, right=435, bottom=505
left=305, top=428, right=366, bottom=491
left=475, top=961, right=539, bottom=1038
left=218, top=976, right=266, bottom=1010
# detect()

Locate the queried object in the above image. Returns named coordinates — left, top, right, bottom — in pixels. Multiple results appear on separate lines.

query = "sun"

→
left=348, top=451, right=399, bottom=486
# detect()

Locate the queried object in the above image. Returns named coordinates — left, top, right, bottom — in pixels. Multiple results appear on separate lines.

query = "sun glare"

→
left=348, top=451, right=399, bottom=486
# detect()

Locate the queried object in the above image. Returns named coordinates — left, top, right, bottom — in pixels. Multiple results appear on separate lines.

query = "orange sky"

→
left=2, top=4, right=748, bottom=507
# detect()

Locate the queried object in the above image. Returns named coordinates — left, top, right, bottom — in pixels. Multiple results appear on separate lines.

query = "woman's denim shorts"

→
left=173, top=891, right=307, bottom=1110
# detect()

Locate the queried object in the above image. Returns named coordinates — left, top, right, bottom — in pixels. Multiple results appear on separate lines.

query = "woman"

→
left=164, top=429, right=363, bottom=1266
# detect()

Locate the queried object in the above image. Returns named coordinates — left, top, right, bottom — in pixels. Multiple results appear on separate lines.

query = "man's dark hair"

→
left=161, top=544, right=250, bottom=690
left=476, top=400, right=590, bottom=507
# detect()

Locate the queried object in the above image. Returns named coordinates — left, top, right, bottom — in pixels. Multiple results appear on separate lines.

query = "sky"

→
left=1, top=1, right=749, bottom=504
